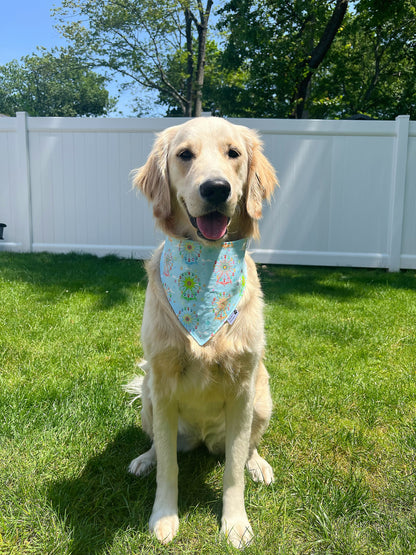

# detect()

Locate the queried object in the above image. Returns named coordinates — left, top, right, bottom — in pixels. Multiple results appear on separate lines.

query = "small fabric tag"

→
left=227, top=309, right=239, bottom=325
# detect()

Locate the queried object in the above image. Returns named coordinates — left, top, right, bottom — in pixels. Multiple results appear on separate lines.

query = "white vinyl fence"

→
left=0, top=112, right=415, bottom=270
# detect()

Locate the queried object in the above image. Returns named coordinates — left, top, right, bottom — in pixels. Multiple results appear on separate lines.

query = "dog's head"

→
left=133, top=117, right=277, bottom=243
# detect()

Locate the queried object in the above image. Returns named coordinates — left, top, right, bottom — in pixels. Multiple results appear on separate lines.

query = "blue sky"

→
left=0, top=1, right=66, bottom=65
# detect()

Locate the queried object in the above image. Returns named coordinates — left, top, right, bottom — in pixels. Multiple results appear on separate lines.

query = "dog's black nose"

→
left=199, top=179, right=231, bottom=205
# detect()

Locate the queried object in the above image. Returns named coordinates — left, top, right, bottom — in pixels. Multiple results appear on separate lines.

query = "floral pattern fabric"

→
left=160, top=236, right=247, bottom=345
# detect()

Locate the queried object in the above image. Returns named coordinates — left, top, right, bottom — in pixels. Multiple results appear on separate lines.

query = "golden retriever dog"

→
left=127, top=117, right=277, bottom=548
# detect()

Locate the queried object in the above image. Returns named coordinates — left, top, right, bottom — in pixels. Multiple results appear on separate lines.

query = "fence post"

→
left=387, top=115, right=410, bottom=272
left=16, top=111, right=33, bottom=252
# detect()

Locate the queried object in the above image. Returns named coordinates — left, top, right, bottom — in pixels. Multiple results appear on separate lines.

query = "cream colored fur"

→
left=128, top=117, right=277, bottom=549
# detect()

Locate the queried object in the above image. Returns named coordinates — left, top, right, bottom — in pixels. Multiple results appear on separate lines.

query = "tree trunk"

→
left=291, top=0, right=349, bottom=118
left=363, top=31, right=384, bottom=106
left=193, top=0, right=213, bottom=116
left=185, top=8, right=193, bottom=117
left=194, top=25, right=207, bottom=116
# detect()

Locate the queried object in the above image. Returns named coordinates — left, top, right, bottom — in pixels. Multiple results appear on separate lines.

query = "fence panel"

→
left=0, top=114, right=414, bottom=270
left=243, top=119, right=396, bottom=268
left=26, top=117, right=171, bottom=258
left=400, top=121, right=416, bottom=269
left=0, top=117, right=21, bottom=250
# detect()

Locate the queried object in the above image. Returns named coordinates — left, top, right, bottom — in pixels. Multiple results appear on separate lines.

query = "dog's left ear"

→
left=244, top=128, right=278, bottom=220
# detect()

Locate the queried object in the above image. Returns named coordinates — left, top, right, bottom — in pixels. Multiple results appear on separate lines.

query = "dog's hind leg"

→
left=129, top=444, right=156, bottom=476
left=126, top=364, right=157, bottom=476
left=246, top=448, right=274, bottom=485
left=246, top=361, right=274, bottom=485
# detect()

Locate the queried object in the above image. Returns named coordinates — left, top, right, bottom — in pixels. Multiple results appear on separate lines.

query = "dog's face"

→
left=134, top=118, right=277, bottom=242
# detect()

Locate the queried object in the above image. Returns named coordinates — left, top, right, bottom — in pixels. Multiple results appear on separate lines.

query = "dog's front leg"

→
left=149, top=394, right=179, bottom=544
left=221, top=388, right=255, bottom=549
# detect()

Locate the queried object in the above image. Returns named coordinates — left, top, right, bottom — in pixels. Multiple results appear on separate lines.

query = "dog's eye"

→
left=178, top=149, right=194, bottom=161
left=228, top=148, right=240, bottom=159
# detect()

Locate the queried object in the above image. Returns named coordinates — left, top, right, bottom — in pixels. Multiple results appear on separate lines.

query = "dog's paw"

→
left=149, top=512, right=179, bottom=544
left=128, top=448, right=156, bottom=477
left=246, top=451, right=274, bottom=485
left=221, top=515, right=254, bottom=549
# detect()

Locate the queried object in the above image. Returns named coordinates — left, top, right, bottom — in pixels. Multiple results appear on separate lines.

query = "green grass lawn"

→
left=1, top=252, right=416, bottom=554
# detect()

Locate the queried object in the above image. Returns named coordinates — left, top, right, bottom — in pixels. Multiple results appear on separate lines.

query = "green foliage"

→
left=213, top=0, right=344, bottom=117
left=156, top=39, right=248, bottom=115
left=2, top=252, right=416, bottom=553
left=217, top=0, right=416, bottom=119
left=310, top=0, right=416, bottom=119
left=54, top=0, right=185, bottom=114
left=49, top=0, right=415, bottom=118
left=54, top=0, right=214, bottom=116
left=0, top=47, right=114, bottom=117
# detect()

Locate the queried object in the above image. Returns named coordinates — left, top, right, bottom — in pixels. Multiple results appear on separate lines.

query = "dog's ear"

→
left=244, top=128, right=278, bottom=221
left=133, top=127, right=177, bottom=220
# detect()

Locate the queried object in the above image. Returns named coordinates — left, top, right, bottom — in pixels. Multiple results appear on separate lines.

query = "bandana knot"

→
left=160, top=236, right=247, bottom=345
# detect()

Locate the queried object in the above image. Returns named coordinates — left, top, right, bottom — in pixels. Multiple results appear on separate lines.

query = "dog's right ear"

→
left=133, top=127, right=177, bottom=220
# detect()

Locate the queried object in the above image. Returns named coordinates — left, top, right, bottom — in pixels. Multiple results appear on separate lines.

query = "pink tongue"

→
left=196, top=212, right=229, bottom=240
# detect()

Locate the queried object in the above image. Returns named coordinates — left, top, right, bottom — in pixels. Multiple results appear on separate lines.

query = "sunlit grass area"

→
left=1, top=252, right=416, bottom=554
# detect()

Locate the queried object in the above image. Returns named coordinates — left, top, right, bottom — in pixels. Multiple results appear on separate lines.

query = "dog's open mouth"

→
left=196, top=212, right=229, bottom=241
left=188, top=210, right=230, bottom=241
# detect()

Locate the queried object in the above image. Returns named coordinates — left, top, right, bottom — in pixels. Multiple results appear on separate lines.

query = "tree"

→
left=54, top=0, right=214, bottom=117
left=217, top=0, right=416, bottom=119
left=309, top=0, right=416, bottom=119
left=218, top=0, right=349, bottom=119
left=153, top=39, right=246, bottom=115
left=51, top=0, right=415, bottom=119
left=0, top=47, right=113, bottom=117
left=290, top=0, right=348, bottom=118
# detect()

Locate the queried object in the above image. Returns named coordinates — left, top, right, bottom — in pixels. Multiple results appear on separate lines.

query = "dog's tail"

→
left=123, top=359, right=149, bottom=404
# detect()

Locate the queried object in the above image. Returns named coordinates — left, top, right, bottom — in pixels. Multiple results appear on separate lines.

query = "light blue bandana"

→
left=160, top=236, right=247, bottom=345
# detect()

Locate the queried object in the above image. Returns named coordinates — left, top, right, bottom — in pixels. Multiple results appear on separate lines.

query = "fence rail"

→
left=1, top=112, right=415, bottom=270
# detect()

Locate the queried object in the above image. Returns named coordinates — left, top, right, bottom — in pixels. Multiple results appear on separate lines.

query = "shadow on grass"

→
left=48, top=426, right=221, bottom=554
left=0, top=252, right=148, bottom=310
left=258, top=264, right=416, bottom=305
left=2, top=251, right=415, bottom=311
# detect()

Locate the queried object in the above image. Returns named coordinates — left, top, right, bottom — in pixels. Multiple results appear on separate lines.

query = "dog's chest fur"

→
left=140, top=245, right=264, bottom=445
